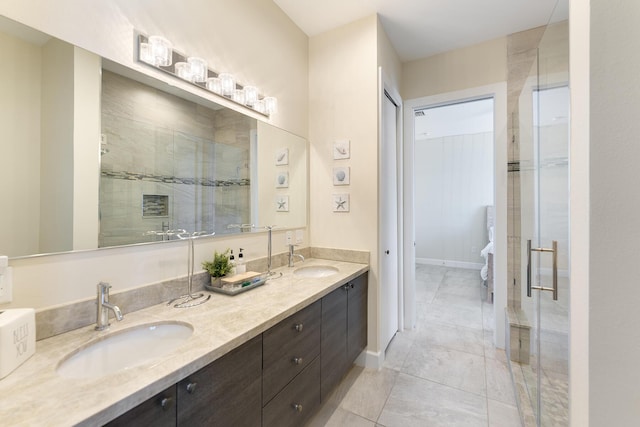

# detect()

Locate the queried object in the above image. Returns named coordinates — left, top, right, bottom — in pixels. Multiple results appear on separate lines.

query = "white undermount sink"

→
left=56, top=321, right=193, bottom=379
left=293, top=265, right=339, bottom=278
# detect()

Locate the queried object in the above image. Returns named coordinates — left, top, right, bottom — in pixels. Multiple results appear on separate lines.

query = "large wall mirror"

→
left=0, top=15, right=308, bottom=258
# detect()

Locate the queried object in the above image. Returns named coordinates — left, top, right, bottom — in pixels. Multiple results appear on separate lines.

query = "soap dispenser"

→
left=236, top=248, right=246, bottom=274
left=229, top=250, right=236, bottom=275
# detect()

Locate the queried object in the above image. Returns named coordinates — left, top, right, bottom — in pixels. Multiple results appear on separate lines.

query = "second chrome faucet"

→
left=288, top=244, right=305, bottom=267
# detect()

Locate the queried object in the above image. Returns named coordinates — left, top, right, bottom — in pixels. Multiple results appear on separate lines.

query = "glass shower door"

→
left=519, top=6, right=570, bottom=425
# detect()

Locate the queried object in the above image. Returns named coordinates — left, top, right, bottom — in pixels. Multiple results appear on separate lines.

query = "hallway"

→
left=309, top=265, right=520, bottom=426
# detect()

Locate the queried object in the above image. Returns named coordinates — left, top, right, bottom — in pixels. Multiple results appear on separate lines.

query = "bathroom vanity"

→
left=0, top=259, right=368, bottom=426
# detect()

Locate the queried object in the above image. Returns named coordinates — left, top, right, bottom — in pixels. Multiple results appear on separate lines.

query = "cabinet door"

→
left=320, top=285, right=348, bottom=401
left=262, top=300, right=321, bottom=404
left=347, top=273, right=368, bottom=364
left=104, top=385, right=176, bottom=427
left=262, top=356, right=321, bottom=427
left=177, top=335, right=262, bottom=426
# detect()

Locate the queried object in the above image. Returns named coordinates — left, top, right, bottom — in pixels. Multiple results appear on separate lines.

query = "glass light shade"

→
left=206, top=77, right=222, bottom=94
left=139, top=42, right=153, bottom=64
left=148, top=36, right=172, bottom=67
left=244, top=86, right=259, bottom=106
left=174, top=62, right=193, bottom=82
left=187, top=57, right=207, bottom=83
left=232, top=88, right=246, bottom=105
left=264, top=96, right=278, bottom=115
left=253, top=99, right=266, bottom=114
left=219, top=73, right=235, bottom=96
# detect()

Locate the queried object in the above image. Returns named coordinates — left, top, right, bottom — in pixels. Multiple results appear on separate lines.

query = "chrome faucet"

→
left=95, top=282, right=123, bottom=331
left=288, top=244, right=305, bottom=267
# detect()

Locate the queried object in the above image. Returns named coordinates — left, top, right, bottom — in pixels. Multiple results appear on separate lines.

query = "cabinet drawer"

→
left=262, top=356, right=320, bottom=427
left=263, top=300, right=321, bottom=404
left=104, top=385, right=176, bottom=427
left=177, top=335, right=262, bottom=426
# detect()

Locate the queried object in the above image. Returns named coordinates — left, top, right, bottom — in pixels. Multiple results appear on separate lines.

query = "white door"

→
left=381, top=90, right=399, bottom=351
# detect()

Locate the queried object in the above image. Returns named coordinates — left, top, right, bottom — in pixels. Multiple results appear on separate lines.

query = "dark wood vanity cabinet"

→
left=262, top=300, right=321, bottom=427
left=347, top=273, right=368, bottom=363
left=106, top=335, right=262, bottom=427
left=262, top=356, right=321, bottom=427
left=321, top=273, right=368, bottom=401
left=105, top=385, right=177, bottom=427
left=177, top=334, right=262, bottom=426
left=103, top=271, right=367, bottom=427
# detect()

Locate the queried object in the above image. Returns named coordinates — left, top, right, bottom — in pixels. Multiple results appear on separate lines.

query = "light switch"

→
left=295, top=229, right=304, bottom=244
left=285, top=231, right=293, bottom=245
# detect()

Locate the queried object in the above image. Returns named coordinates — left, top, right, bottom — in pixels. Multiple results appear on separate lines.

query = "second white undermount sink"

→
left=293, top=265, right=339, bottom=278
left=56, top=321, right=193, bottom=379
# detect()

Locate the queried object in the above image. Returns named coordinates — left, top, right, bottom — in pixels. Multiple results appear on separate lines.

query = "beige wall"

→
left=402, top=37, right=507, bottom=100
left=0, top=31, right=42, bottom=257
left=0, top=0, right=310, bottom=310
left=39, top=39, right=75, bottom=254
left=309, top=15, right=380, bottom=352
left=72, top=47, right=101, bottom=251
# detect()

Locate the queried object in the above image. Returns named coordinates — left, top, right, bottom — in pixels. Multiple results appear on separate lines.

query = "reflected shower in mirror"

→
left=100, top=71, right=254, bottom=247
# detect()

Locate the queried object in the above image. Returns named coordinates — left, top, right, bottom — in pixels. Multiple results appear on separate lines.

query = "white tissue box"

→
left=0, top=308, right=35, bottom=379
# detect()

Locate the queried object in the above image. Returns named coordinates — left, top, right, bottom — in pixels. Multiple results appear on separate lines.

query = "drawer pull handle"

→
left=160, top=397, right=173, bottom=410
left=294, top=323, right=304, bottom=332
left=293, top=403, right=303, bottom=413
left=186, top=382, right=198, bottom=394
left=292, top=357, right=303, bottom=365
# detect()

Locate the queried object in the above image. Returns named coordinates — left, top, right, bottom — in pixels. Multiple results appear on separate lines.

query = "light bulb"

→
left=187, top=57, right=207, bottom=83
left=264, top=97, right=278, bottom=115
left=233, top=88, right=246, bottom=105
left=206, top=77, right=222, bottom=94
left=219, top=73, right=235, bottom=96
left=175, top=62, right=193, bottom=82
left=244, top=86, right=258, bottom=106
left=253, top=99, right=266, bottom=114
left=148, top=35, right=172, bottom=67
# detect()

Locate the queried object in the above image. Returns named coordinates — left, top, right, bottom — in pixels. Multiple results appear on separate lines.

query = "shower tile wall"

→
left=100, top=71, right=251, bottom=247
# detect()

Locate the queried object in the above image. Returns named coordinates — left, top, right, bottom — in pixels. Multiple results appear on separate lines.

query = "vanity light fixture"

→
left=219, top=73, right=236, bottom=96
left=174, top=62, right=193, bottom=81
left=136, top=32, right=277, bottom=117
left=264, top=96, right=278, bottom=115
left=206, top=76, right=222, bottom=94
left=232, top=88, right=246, bottom=105
left=140, top=35, right=173, bottom=67
left=187, top=57, right=207, bottom=83
left=244, top=85, right=258, bottom=106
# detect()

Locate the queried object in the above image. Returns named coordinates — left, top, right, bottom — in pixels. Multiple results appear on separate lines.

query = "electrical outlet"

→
left=0, top=267, right=13, bottom=304
left=295, top=229, right=304, bottom=244
left=285, top=231, right=293, bottom=245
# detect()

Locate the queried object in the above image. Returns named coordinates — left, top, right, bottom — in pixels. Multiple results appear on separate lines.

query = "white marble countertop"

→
left=0, top=258, right=369, bottom=426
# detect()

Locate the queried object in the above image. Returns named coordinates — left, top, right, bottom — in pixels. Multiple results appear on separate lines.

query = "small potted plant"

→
left=202, top=249, right=233, bottom=288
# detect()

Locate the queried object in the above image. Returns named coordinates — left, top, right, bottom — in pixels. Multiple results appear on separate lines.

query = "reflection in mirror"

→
left=100, top=71, right=254, bottom=247
left=0, top=15, right=308, bottom=258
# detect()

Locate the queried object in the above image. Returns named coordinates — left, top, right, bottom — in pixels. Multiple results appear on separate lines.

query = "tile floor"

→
left=308, top=264, right=521, bottom=427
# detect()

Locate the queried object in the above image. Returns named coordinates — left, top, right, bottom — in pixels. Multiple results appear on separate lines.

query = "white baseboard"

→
left=416, top=257, right=483, bottom=270
left=355, top=349, right=383, bottom=370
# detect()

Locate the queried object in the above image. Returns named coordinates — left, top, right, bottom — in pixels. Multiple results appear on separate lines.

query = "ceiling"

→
left=273, top=0, right=567, bottom=62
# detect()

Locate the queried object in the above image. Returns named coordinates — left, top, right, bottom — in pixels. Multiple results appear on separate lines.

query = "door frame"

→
left=403, top=82, right=507, bottom=348
left=378, top=68, right=404, bottom=360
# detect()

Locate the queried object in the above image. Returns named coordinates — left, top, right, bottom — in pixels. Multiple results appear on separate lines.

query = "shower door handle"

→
left=526, top=239, right=558, bottom=301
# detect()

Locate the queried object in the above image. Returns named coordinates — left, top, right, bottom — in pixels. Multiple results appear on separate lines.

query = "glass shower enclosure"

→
left=509, top=1, right=569, bottom=425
